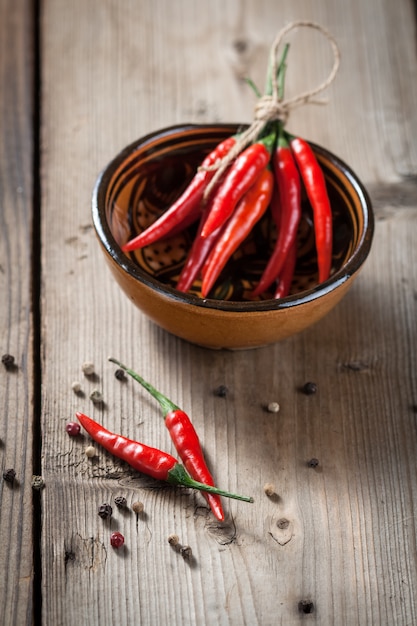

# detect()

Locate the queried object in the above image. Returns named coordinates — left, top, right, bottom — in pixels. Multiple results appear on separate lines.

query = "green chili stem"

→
left=265, top=42, right=290, bottom=97
left=168, top=463, right=254, bottom=503
left=259, top=128, right=278, bottom=154
left=244, top=76, right=262, bottom=98
left=109, top=357, right=178, bottom=416
left=278, top=125, right=290, bottom=148
left=277, top=43, right=290, bottom=100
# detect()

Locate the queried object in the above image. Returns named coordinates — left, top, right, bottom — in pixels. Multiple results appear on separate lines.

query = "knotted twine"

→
left=202, top=20, right=341, bottom=201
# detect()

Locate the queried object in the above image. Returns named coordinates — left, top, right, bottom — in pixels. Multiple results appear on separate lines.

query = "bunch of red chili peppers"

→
left=76, top=358, right=253, bottom=521
left=122, top=44, right=333, bottom=299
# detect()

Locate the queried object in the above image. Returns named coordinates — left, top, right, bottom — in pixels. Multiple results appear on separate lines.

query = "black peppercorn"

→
left=302, top=381, right=318, bottom=395
left=298, top=600, right=314, bottom=614
left=180, top=545, right=193, bottom=560
left=2, top=354, right=15, bottom=369
left=114, top=369, right=126, bottom=381
left=214, top=385, right=228, bottom=398
left=114, top=496, right=127, bottom=509
left=98, top=503, right=113, bottom=519
left=307, top=458, right=319, bottom=468
left=3, top=468, right=16, bottom=484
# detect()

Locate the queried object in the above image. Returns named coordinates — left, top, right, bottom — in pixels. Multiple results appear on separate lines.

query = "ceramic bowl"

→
left=92, top=124, right=374, bottom=349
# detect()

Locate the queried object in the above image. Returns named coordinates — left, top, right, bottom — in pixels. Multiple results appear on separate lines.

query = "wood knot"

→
left=268, top=515, right=294, bottom=545
left=276, top=518, right=290, bottom=530
left=232, top=38, right=249, bottom=54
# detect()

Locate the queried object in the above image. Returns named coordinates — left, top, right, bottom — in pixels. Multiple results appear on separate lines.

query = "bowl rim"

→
left=92, top=123, right=374, bottom=313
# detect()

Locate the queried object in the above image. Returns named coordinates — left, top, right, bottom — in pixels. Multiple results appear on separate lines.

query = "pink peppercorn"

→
left=110, top=531, right=125, bottom=549
left=66, top=422, right=81, bottom=436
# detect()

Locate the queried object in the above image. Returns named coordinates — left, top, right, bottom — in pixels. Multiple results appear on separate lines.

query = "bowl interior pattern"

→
left=99, top=124, right=372, bottom=307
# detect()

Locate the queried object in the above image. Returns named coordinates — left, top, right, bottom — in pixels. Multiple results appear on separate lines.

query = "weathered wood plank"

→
left=40, top=0, right=417, bottom=624
left=0, top=1, right=36, bottom=624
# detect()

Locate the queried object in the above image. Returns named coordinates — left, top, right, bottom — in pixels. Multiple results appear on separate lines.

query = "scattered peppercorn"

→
left=302, top=381, right=318, bottom=395
left=263, top=482, right=276, bottom=497
left=213, top=385, right=228, bottom=398
left=1, top=354, right=15, bottom=369
left=298, top=600, right=314, bottom=614
left=132, top=501, right=144, bottom=515
left=3, top=468, right=16, bottom=484
left=98, top=503, right=113, bottom=519
left=167, top=533, right=180, bottom=546
left=267, top=402, right=280, bottom=413
left=114, top=496, right=127, bottom=509
left=110, top=531, right=125, bottom=549
left=180, top=545, right=193, bottom=560
left=89, top=389, right=103, bottom=404
left=71, top=381, right=82, bottom=394
left=114, top=368, right=126, bottom=381
left=32, top=475, right=45, bottom=490
left=85, top=445, right=96, bottom=458
left=66, top=422, right=81, bottom=437
left=81, top=361, right=95, bottom=376
left=307, top=458, right=319, bottom=468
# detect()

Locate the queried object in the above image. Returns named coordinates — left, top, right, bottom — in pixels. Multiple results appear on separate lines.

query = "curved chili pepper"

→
left=77, top=411, right=177, bottom=480
left=108, top=358, right=225, bottom=520
left=175, top=203, right=221, bottom=293
left=122, top=135, right=237, bottom=252
left=254, top=143, right=297, bottom=301
left=76, top=412, right=253, bottom=503
left=289, top=135, right=333, bottom=283
left=274, top=239, right=297, bottom=299
left=156, top=202, right=202, bottom=241
left=252, top=132, right=301, bottom=297
left=269, top=180, right=282, bottom=229
left=201, top=167, right=273, bottom=298
left=201, top=131, right=276, bottom=239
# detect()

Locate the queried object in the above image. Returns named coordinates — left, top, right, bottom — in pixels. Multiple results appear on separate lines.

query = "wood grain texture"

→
left=0, top=1, right=35, bottom=624
left=38, top=0, right=417, bottom=624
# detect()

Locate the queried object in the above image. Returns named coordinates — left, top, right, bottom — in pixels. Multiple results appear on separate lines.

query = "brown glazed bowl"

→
left=92, top=124, right=374, bottom=349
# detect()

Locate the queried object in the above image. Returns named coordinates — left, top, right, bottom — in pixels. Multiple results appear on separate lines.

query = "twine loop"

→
left=202, top=20, right=340, bottom=201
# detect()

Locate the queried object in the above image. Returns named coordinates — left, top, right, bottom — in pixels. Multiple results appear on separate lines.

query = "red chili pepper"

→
left=252, top=132, right=301, bottom=297
left=289, top=136, right=333, bottom=283
left=269, top=181, right=282, bottom=230
left=76, top=411, right=253, bottom=504
left=108, top=358, right=226, bottom=520
left=176, top=203, right=221, bottom=293
left=201, top=167, right=273, bottom=298
left=122, top=136, right=237, bottom=252
left=156, top=202, right=202, bottom=241
left=274, top=238, right=297, bottom=299
left=200, top=131, right=276, bottom=239
left=77, top=411, right=177, bottom=479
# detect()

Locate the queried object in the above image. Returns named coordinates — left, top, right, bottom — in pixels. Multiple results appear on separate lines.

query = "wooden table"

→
left=1, top=1, right=416, bottom=624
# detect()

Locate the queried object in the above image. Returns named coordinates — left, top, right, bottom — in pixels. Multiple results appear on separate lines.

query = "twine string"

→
left=202, top=20, right=341, bottom=201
